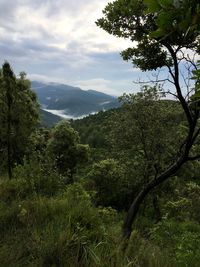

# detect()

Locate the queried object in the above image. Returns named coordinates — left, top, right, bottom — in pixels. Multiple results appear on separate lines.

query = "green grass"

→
left=0, top=175, right=199, bottom=267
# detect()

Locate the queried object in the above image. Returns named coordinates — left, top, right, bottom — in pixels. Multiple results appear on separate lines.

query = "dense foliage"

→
left=1, top=0, right=200, bottom=265
left=0, top=63, right=39, bottom=179
left=97, top=0, right=200, bottom=238
left=1, top=96, right=200, bottom=266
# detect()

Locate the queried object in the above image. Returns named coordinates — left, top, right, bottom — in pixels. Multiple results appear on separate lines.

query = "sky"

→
left=0, top=0, right=145, bottom=96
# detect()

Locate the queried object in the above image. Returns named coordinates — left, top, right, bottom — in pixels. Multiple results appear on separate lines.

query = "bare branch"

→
left=164, top=90, right=178, bottom=99
left=185, top=87, right=195, bottom=100
left=164, top=43, right=193, bottom=125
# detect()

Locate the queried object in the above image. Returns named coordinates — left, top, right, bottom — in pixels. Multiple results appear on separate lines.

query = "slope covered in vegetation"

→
left=1, top=84, right=200, bottom=266
left=1, top=0, right=200, bottom=265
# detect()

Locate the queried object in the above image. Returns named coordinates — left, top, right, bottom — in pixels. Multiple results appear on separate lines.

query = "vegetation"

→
left=47, top=120, right=89, bottom=181
left=1, top=0, right=200, bottom=266
left=32, top=81, right=120, bottom=117
left=97, top=0, right=200, bottom=238
left=40, top=109, right=61, bottom=128
left=0, top=63, right=39, bottom=179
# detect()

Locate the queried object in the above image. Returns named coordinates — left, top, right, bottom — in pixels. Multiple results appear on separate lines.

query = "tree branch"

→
left=164, top=43, right=193, bottom=125
left=187, top=155, right=200, bottom=161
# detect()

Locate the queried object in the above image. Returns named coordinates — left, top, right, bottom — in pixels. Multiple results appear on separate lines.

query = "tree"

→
left=0, top=62, right=39, bottom=179
left=97, top=0, right=200, bottom=238
left=107, top=86, right=184, bottom=218
left=47, top=120, right=89, bottom=182
left=86, top=159, right=131, bottom=209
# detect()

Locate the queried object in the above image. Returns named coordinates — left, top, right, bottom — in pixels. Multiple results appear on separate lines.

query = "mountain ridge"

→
left=31, top=81, right=120, bottom=118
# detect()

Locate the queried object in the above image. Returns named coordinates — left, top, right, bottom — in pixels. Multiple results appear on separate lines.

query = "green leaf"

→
left=156, top=11, right=176, bottom=29
left=150, top=28, right=166, bottom=38
left=190, top=91, right=200, bottom=101
left=158, top=0, right=173, bottom=9
left=144, top=0, right=161, bottom=12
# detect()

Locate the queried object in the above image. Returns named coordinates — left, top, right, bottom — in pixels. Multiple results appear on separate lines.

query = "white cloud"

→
left=0, top=0, right=131, bottom=53
left=0, top=0, right=138, bottom=95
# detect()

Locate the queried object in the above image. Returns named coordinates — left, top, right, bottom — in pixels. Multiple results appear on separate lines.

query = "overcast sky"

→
left=0, top=0, right=146, bottom=96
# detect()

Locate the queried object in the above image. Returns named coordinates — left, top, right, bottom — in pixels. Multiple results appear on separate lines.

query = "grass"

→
left=0, top=176, right=199, bottom=266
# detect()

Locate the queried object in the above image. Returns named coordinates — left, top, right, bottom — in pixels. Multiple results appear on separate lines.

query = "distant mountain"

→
left=31, top=81, right=120, bottom=118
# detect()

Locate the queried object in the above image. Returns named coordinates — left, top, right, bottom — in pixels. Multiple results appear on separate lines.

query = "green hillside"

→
left=32, top=81, right=120, bottom=117
left=1, top=1, right=200, bottom=265
left=40, top=109, right=62, bottom=127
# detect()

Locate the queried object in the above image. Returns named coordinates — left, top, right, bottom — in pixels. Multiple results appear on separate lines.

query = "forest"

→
left=0, top=0, right=200, bottom=266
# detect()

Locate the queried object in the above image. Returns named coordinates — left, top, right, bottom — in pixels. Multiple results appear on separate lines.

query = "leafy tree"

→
left=0, top=62, right=39, bottom=179
left=97, top=0, right=200, bottom=238
left=47, top=120, right=89, bottom=182
left=110, top=86, right=182, bottom=165
left=86, top=159, right=132, bottom=209
left=107, top=86, right=184, bottom=218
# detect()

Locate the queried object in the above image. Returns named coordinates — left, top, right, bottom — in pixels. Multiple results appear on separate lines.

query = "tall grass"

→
left=0, top=171, right=198, bottom=266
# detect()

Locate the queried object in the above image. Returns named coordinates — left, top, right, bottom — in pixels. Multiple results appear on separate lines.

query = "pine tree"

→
left=0, top=62, right=39, bottom=179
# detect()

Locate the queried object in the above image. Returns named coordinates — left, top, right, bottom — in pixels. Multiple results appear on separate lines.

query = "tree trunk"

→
left=123, top=184, right=152, bottom=239
left=123, top=155, right=186, bottom=239
left=7, top=125, right=12, bottom=180
left=7, top=83, right=12, bottom=180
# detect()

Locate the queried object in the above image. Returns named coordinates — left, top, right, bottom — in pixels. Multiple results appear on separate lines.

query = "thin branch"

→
left=164, top=43, right=193, bottom=125
left=185, top=87, right=195, bottom=100
left=187, top=155, right=200, bottom=161
left=164, top=90, right=178, bottom=99
left=165, top=62, right=175, bottom=80
left=132, top=77, right=174, bottom=85
left=177, top=50, right=198, bottom=70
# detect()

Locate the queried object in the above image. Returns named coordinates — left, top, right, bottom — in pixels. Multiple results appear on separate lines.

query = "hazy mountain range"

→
left=31, top=81, right=120, bottom=121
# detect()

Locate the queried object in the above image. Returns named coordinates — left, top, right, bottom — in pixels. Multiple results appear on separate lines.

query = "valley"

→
left=32, top=81, right=120, bottom=120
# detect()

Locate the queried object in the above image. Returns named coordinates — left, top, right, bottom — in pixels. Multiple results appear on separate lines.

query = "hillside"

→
left=32, top=81, right=120, bottom=117
left=40, top=109, right=62, bottom=127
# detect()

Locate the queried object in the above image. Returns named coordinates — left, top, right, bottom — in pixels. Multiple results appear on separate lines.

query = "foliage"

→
left=151, top=220, right=200, bottom=267
left=0, top=178, right=119, bottom=267
left=110, top=86, right=183, bottom=170
left=97, top=0, right=200, bottom=238
left=40, top=109, right=62, bottom=128
left=47, top=120, right=89, bottom=179
left=1, top=173, right=192, bottom=267
left=96, top=0, right=200, bottom=71
left=85, top=159, right=132, bottom=209
left=1, top=1, right=200, bottom=263
left=72, top=110, right=114, bottom=148
left=0, top=62, right=39, bottom=178
left=192, top=60, right=200, bottom=100
left=1, top=105, right=200, bottom=265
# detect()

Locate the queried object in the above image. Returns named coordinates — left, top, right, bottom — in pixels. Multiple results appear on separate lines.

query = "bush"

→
left=0, top=182, right=120, bottom=267
left=85, top=159, right=130, bottom=209
left=13, top=159, right=65, bottom=198
left=150, top=219, right=200, bottom=267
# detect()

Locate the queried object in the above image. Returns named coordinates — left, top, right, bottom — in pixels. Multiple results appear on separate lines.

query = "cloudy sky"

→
left=0, top=0, right=147, bottom=96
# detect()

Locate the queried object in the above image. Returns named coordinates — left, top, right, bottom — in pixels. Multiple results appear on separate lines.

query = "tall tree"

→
left=97, top=0, right=200, bottom=238
left=0, top=62, right=39, bottom=179
left=108, top=86, right=184, bottom=214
